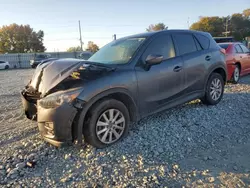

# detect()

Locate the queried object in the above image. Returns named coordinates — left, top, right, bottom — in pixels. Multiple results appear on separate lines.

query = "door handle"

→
left=173, top=66, right=182, bottom=72
left=205, top=55, right=211, bottom=61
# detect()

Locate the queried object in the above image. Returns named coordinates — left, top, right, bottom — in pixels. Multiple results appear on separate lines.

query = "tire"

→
left=83, top=99, right=130, bottom=148
left=201, top=73, right=224, bottom=105
left=231, top=65, right=240, bottom=84
left=5, top=65, right=9, bottom=69
left=31, top=64, right=36, bottom=69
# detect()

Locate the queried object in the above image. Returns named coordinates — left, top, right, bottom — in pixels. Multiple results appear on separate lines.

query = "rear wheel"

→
left=83, top=99, right=130, bottom=148
left=5, top=65, right=9, bottom=69
left=231, top=65, right=240, bottom=84
left=201, top=73, right=224, bottom=105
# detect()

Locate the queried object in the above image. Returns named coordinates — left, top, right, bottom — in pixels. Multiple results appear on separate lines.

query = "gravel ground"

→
left=0, top=69, right=250, bottom=187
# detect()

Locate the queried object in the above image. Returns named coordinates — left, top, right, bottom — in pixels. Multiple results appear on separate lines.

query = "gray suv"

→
left=21, top=30, right=227, bottom=148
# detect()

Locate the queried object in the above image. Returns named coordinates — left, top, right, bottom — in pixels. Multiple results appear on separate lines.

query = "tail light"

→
left=220, top=48, right=226, bottom=55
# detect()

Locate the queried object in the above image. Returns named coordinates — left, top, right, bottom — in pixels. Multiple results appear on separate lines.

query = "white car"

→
left=0, top=61, right=10, bottom=70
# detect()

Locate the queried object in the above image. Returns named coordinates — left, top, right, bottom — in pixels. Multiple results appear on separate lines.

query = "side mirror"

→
left=145, top=54, right=163, bottom=66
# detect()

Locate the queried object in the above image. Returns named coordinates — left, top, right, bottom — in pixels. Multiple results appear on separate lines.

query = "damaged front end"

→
left=21, top=84, right=40, bottom=120
left=21, top=58, right=114, bottom=146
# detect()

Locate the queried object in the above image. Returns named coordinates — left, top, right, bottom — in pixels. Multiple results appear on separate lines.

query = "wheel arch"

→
left=234, top=62, right=241, bottom=71
left=212, top=67, right=227, bottom=83
left=73, top=88, right=138, bottom=145
left=206, top=66, right=227, bottom=85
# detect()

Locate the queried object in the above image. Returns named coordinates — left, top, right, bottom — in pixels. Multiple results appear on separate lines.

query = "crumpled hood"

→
left=30, top=59, right=85, bottom=96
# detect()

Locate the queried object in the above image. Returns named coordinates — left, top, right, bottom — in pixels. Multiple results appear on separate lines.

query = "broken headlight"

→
left=39, top=88, right=82, bottom=109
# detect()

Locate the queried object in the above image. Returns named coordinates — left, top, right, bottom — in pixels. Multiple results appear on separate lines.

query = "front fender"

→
left=75, top=88, right=138, bottom=146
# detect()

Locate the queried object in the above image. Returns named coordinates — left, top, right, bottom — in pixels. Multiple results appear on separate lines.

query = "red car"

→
left=218, top=42, right=250, bottom=83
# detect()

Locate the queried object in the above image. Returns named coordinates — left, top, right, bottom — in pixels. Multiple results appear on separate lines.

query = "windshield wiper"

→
left=84, top=61, right=116, bottom=70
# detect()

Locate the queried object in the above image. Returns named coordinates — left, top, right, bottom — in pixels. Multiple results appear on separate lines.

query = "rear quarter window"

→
left=240, top=45, right=249, bottom=53
left=194, top=34, right=210, bottom=49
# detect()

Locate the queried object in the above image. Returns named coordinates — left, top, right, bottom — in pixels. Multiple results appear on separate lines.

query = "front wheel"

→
left=201, top=73, right=224, bottom=105
left=83, top=99, right=130, bottom=148
left=5, top=65, right=9, bottom=69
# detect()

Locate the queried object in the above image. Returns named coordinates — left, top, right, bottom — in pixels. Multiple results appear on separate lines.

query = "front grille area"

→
left=44, top=122, right=55, bottom=138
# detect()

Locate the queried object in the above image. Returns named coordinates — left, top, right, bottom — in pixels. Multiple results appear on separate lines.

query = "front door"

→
left=135, top=34, right=184, bottom=117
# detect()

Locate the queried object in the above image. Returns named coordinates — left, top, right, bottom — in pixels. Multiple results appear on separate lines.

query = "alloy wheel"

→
left=234, top=67, right=240, bottom=82
left=210, top=78, right=222, bottom=101
left=96, top=109, right=125, bottom=144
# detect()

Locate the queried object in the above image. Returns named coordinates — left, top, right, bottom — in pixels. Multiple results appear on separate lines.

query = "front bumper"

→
left=21, top=91, right=78, bottom=147
left=37, top=102, right=78, bottom=147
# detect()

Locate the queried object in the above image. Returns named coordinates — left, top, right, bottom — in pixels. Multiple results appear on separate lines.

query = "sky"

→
left=0, top=0, right=249, bottom=52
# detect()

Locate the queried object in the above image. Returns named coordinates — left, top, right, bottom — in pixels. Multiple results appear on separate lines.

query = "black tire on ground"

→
left=231, top=64, right=240, bottom=84
left=31, top=65, right=36, bottom=69
left=83, top=99, right=130, bottom=148
left=5, top=65, right=9, bottom=69
left=201, top=73, right=224, bottom=105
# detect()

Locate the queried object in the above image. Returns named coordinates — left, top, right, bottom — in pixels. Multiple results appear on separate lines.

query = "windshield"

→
left=88, top=37, right=146, bottom=64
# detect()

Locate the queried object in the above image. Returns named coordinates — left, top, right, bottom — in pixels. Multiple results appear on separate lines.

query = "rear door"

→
left=235, top=44, right=248, bottom=75
left=239, top=44, right=250, bottom=74
left=172, top=33, right=209, bottom=94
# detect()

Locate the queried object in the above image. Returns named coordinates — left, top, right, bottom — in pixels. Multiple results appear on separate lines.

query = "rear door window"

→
left=194, top=37, right=202, bottom=51
left=194, top=34, right=210, bottom=49
left=143, top=34, right=176, bottom=60
left=239, top=44, right=249, bottom=53
left=235, top=45, right=243, bottom=53
left=173, top=34, right=197, bottom=55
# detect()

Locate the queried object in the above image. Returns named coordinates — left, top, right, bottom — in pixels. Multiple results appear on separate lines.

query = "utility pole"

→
left=225, top=18, right=228, bottom=37
left=223, top=18, right=230, bottom=37
left=187, top=17, right=190, bottom=29
left=78, top=20, right=83, bottom=51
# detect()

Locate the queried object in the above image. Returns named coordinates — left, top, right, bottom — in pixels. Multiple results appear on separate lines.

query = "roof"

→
left=120, top=29, right=210, bottom=39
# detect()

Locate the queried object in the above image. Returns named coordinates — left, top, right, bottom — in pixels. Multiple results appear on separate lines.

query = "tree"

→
left=190, top=9, right=250, bottom=41
left=0, top=23, right=46, bottom=53
left=243, top=8, right=250, bottom=18
left=190, top=16, right=224, bottom=36
left=146, top=23, right=168, bottom=32
left=66, top=46, right=82, bottom=52
left=86, top=41, right=99, bottom=53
